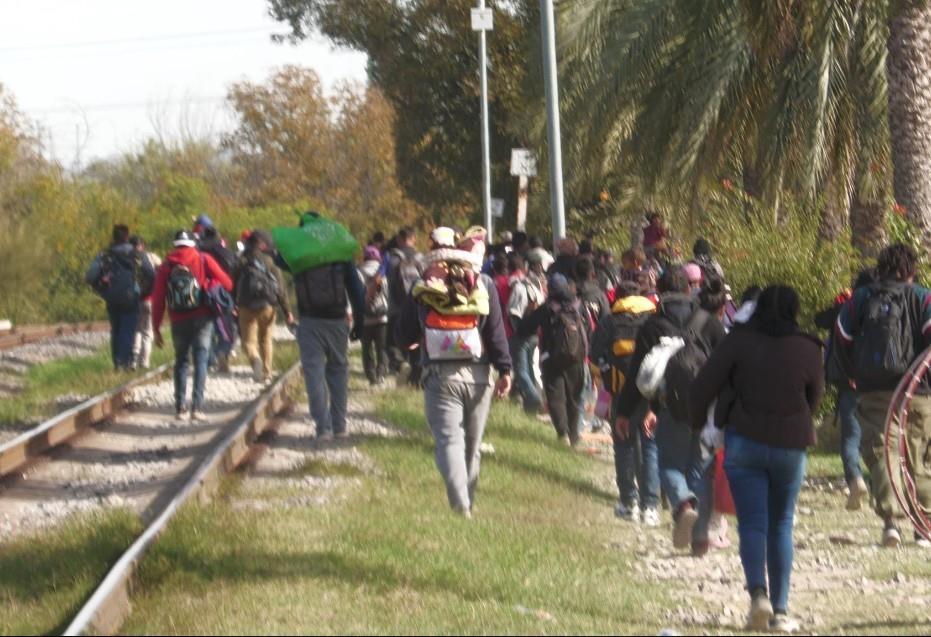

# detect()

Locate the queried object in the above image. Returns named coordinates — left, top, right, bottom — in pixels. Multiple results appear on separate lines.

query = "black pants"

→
left=386, top=314, right=404, bottom=373
left=361, top=323, right=388, bottom=383
left=543, top=361, right=585, bottom=443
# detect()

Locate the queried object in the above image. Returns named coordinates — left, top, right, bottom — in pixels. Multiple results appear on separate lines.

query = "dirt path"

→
left=585, top=444, right=931, bottom=634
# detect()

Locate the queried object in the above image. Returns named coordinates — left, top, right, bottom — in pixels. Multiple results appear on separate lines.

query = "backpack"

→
left=389, top=249, right=422, bottom=305
left=296, top=263, right=347, bottom=315
left=92, top=249, right=140, bottom=311
left=603, top=313, right=650, bottom=393
left=365, top=273, right=389, bottom=317
left=662, top=308, right=711, bottom=421
left=852, top=284, right=915, bottom=390
left=166, top=263, right=204, bottom=312
left=423, top=310, right=483, bottom=361
left=548, top=302, right=587, bottom=369
left=202, top=241, right=237, bottom=275
left=237, top=255, right=278, bottom=309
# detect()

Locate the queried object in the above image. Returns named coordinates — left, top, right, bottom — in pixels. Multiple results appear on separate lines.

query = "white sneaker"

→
left=642, top=507, right=661, bottom=528
left=317, top=431, right=334, bottom=442
left=190, top=410, right=208, bottom=423
left=882, top=526, right=901, bottom=548
left=614, top=501, right=640, bottom=522
left=251, top=357, right=264, bottom=382
left=174, top=409, right=188, bottom=422
left=846, top=476, right=868, bottom=511
left=746, top=594, right=774, bottom=631
left=770, top=613, right=800, bottom=634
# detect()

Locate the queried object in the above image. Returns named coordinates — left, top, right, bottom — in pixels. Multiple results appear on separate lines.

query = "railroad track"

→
left=0, top=321, right=109, bottom=352
left=0, top=360, right=303, bottom=635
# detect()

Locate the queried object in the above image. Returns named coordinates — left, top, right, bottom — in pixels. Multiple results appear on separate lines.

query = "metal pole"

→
left=540, top=0, right=566, bottom=243
left=478, top=0, right=493, bottom=238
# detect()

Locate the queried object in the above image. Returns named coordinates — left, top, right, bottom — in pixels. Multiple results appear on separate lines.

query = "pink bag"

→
left=594, top=388, right=612, bottom=420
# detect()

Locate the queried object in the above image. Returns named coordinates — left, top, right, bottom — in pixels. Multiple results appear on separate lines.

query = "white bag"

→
left=699, top=400, right=725, bottom=461
left=425, top=326, right=484, bottom=361
left=635, top=336, right=685, bottom=399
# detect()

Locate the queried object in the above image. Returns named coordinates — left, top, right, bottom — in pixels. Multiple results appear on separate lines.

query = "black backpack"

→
left=166, top=263, right=203, bottom=312
left=662, top=308, right=711, bottom=422
left=548, top=302, right=587, bottom=370
left=236, top=255, right=278, bottom=309
left=296, top=263, right=347, bottom=315
left=853, top=284, right=915, bottom=390
left=93, top=250, right=140, bottom=311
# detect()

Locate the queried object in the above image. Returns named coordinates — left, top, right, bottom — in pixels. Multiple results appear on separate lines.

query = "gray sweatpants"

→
left=297, top=317, right=350, bottom=436
left=423, top=368, right=495, bottom=512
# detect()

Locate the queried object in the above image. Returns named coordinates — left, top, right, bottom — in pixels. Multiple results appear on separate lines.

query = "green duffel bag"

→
left=272, top=212, right=358, bottom=275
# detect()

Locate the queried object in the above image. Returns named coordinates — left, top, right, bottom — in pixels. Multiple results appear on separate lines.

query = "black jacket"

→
left=517, top=291, right=594, bottom=370
left=616, top=293, right=726, bottom=418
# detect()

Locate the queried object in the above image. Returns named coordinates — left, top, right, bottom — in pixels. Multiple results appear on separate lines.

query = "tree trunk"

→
left=818, top=164, right=854, bottom=243
left=850, top=192, right=885, bottom=259
left=887, top=2, right=931, bottom=240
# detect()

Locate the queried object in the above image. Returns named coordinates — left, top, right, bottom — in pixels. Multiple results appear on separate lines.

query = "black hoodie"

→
left=615, top=292, right=726, bottom=418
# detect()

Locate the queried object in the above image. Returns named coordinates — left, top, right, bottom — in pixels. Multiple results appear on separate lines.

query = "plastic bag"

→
left=272, top=213, right=358, bottom=275
left=636, top=335, right=684, bottom=399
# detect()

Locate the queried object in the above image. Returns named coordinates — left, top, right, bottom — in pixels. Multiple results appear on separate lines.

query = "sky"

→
left=0, top=0, right=368, bottom=166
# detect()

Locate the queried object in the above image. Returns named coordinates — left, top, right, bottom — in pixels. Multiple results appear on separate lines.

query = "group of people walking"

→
left=87, top=211, right=931, bottom=634
left=87, top=216, right=294, bottom=421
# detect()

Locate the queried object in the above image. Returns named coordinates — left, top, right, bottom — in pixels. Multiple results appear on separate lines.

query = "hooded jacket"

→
left=590, top=296, right=656, bottom=394
left=360, top=259, right=389, bottom=326
left=151, top=246, right=233, bottom=334
left=690, top=327, right=824, bottom=449
left=517, top=278, right=593, bottom=368
left=615, top=292, right=726, bottom=418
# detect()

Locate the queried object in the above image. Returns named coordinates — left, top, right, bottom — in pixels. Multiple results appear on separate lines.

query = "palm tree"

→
left=887, top=0, right=931, bottom=240
left=556, top=0, right=891, bottom=252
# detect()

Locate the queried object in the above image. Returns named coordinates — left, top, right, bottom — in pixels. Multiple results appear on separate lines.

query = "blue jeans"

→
left=171, top=316, right=213, bottom=412
left=837, top=387, right=863, bottom=483
left=613, top=404, right=660, bottom=509
left=655, top=409, right=703, bottom=512
left=297, top=317, right=350, bottom=435
left=107, top=306, right=139, bottom=369
left=511, top=335, right=542, bottom=413
left=724, top=430, right=806, bottom=614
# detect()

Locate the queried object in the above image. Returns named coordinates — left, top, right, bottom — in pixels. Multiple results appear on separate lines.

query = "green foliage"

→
left=0, top=509, right=141, bottom=635
left=701, top=194, right=859, bottom=329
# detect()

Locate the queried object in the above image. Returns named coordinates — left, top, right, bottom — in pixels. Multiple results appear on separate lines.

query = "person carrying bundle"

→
left=396, top=227, right=512, bottom=518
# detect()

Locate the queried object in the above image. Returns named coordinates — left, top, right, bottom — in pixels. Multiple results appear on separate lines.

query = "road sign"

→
left=510, top=148, right=537, bottom=177
left=471, top=8, right=493, bottom=31
left=492, top=198, right=505, bottom=218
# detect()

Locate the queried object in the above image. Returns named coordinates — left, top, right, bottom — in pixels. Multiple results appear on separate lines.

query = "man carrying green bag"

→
left=274, top=212, right=365, bottom=441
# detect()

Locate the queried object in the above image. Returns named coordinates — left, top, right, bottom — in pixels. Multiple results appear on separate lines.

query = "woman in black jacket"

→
left=690, top=285, right=824, bottom=633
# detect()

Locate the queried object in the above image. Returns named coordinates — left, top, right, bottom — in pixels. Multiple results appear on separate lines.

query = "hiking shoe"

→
left=559, top=434, right=571, bottom=447
left=334, top=430, right=350, bottom=440
left=882, top=525, right=901, bottom=549
left=251, top=357, right=264, bottom=382
left=672, top=503, right=699, bottom=549
left=217, top=354, right=230, bottom=374
left=174, top=409, right=188, bottom=422
left=846, top=476, right=868, bottom=511
left=190, top=410, right=207, bottom=423
left=746, top=592, right=774, bottom=631
left=614, top=501, right=640, bottom=522
left=769, top=613, right=800, bottom=634
left=642, top=507, right=661, bottom=528
left=317, top=431, right=334, bottom=442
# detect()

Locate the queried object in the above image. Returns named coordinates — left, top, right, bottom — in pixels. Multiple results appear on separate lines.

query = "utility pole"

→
left=472, top=1, right=494, bottom=238
left=540, top=0, right=566, bottom=243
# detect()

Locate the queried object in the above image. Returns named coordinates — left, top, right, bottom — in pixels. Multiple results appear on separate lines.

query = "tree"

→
left=267, top=0, right=538, bottom=225
left=887, top=1, right=931, bottom=240
left=556, top=1, right=891, bottom=253
left=224, top=65, right=334, bottom=206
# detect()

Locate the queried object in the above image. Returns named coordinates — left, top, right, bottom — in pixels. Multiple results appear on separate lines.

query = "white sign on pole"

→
left=471, top=8, right=494, bottom=31
left=491, top=198, right=506, bottom=218
left=510, top=148, right=537, bottom=177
